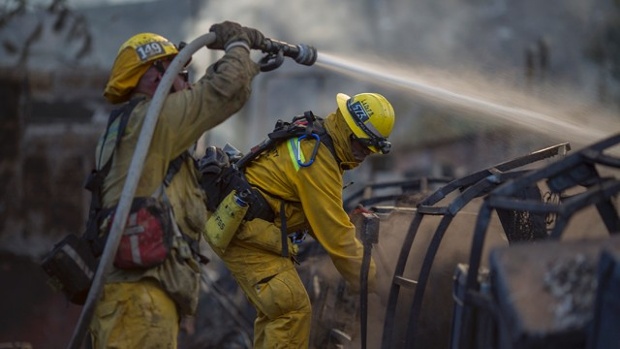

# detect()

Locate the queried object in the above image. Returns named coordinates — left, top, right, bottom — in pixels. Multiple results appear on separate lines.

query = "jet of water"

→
left=316, top=52, right=618, bottom=147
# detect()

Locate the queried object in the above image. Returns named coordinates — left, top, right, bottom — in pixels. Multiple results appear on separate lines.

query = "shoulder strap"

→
left=309, top=116, right=340, bottom=164
left=164, top=151, right=190, bottom=187
left=83, top=97, right=143, bottom=246
left=96, top=97, right=145, bottom=177
left=84, top=97, right=143, bottom=195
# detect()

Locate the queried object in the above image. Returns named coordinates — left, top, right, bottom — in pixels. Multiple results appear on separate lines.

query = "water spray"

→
left=315, top=52, right=617, bottom=147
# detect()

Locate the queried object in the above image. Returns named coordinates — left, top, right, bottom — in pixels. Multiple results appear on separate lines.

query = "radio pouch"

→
left=41, top=233, right=98, bottom=305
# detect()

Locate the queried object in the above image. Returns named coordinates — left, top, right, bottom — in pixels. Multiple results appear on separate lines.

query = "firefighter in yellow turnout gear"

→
left=212, top=92, right=395, bottom=348
left=89, top=22, right=262, bottom=349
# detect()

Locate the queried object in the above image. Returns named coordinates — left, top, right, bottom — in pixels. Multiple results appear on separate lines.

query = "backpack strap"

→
left=163, top=151, right=190, bottom=187
left=83, top=98, right=144, bottom=250
left=283, top=114, right=340, bottom=173
left=84, top=98, right=144, bottom=194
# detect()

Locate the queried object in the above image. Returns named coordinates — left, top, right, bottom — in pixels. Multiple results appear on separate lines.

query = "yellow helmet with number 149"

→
left=336, top=92, right=395, bottom=154
left=104, top=33, right=179, bottom=104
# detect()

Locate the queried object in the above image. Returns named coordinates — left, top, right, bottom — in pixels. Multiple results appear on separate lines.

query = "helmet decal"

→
left=347, top=99, right=382, bottom=141
left=347, top=100, right=371, bottom=123
left=135, top=42, right=170, bottom=62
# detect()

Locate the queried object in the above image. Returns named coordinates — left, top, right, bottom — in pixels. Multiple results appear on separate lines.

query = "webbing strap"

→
left=84, top=98, right=143, bottom=246
left=96, top=98, right=144, bottom=172
left=279, top=201, right=289, bottom=258
left=164, top=152, right=190, bottom=187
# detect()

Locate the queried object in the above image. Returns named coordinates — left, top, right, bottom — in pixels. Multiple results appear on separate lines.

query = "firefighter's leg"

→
left=224, top=219, right=312, bottom=348
left=224, top=249, right=312, bottom=348
left=89, top=279, right=179, bottom=349
left=250, top=267, right=312, bottom=348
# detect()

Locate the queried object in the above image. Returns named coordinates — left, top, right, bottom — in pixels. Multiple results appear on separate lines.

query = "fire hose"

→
left=66, top=32, right=317, bottom=349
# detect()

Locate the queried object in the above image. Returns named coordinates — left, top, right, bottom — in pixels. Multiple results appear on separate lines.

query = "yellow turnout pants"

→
left=89, top=279, right=179, bottom=349
left=223, top=241, right=312, bottom=348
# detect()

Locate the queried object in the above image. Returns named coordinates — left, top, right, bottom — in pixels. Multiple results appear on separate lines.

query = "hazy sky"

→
left=66, top=0, right=156, bottom=5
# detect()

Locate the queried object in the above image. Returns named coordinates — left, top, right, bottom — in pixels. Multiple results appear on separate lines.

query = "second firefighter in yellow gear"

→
left=209, top=92, right=395, bottom=348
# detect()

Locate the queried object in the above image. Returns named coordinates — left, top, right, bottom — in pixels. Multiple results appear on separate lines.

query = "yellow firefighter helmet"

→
left=104, top=33, right=179, bottom=104
left=336, top=92, right=395, bottom=153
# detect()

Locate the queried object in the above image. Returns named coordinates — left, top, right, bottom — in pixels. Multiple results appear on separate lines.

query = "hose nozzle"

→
left=259, top=38, right=317, bottom=72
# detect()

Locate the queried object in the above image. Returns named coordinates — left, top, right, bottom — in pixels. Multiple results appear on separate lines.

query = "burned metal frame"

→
left=457, top=133, right=620, bottom=349
left=380, top=141, right=571, bottom=349
left=343, top=178, right=453, bottom=212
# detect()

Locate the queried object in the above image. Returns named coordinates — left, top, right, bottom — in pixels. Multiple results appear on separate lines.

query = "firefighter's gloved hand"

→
left=207, top=21, right=250, bottom=52
left=242, top=26, right=265, bottom=50
left=198, top=146, right=230, bottom=175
